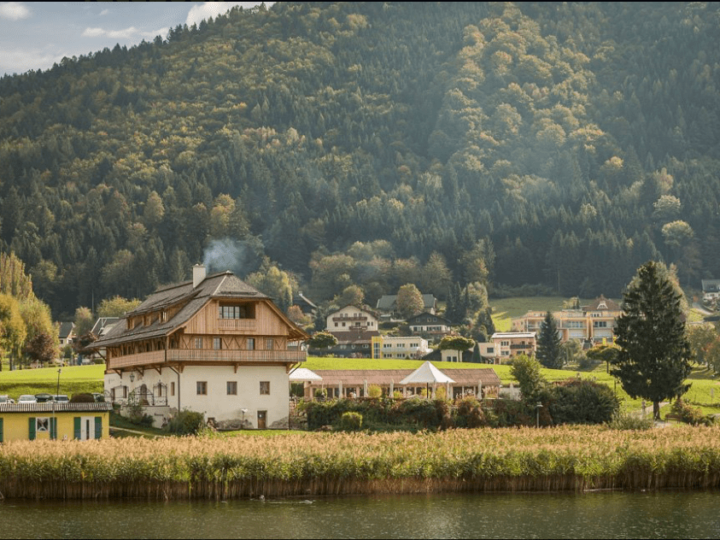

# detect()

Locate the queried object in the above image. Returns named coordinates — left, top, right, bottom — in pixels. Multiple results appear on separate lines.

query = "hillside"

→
left=1, top=2, right=719, bottom=318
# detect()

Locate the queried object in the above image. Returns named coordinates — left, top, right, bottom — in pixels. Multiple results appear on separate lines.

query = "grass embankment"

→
left=0, top=365, right=104, bottom=399
left=2, top=426, right=720, bottom=499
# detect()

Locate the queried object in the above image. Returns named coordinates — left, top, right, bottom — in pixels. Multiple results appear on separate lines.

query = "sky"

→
left=0, top=2, right=271, bottom=77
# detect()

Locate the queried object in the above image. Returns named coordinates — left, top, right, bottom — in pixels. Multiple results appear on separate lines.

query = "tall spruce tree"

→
left=537, top=311, right=562, bottom=368
left=611, top=261, right=692, bottom=420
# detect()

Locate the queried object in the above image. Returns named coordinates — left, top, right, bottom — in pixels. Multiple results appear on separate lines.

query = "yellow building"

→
left=0, top=403, right=112, bottom=442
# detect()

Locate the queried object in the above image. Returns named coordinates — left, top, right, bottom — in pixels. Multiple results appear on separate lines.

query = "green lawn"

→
left=489, top=296, right=576, bottom=332
left=0, top=364, right=104, bottom=400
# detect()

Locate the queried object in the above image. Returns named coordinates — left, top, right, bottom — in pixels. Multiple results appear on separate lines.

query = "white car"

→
left=18, top=395, right=37, bottom=403
left=52, top=395, right=70, bottom=403
left=0, top=395, right=15, bottom=404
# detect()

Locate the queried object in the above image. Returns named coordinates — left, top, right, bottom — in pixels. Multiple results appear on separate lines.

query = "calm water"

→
left=1, top=491, right=719, bottom=539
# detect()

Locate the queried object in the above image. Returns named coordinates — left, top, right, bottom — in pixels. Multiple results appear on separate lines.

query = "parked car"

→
left=34, top=393, right=54, bottom=403
left=0, top=395, right=15, bottom=404
left=18, top=395, right=37, bottom=403
left=92, top=393, right=106, bottom=403
left=52, top=395, right=70, bottom=403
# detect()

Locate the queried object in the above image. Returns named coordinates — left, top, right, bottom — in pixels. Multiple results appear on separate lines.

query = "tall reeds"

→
left=1, top=426, right=720, bottom=499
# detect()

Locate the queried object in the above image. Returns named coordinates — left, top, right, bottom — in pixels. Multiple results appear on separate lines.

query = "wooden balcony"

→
left=107, top=348, right=306, bottom=370
left=218, top=319, right=257, bottom=332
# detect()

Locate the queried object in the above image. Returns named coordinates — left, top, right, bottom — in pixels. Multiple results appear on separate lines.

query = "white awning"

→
left=399, top=361, right=455, bottom=385
left=289, top=368, right=323, bottom=382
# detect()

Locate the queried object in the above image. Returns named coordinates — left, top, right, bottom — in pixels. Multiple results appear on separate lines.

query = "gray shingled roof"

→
left=58, top=322, right=75, bottom=339
left=376, top=294, right=436, bottom=311
left=0, top=403, right=113, bottom=413
left=93, top=271, right=269, bottom=348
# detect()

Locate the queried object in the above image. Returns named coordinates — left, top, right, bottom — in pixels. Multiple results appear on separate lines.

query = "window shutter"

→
left=74, top=417, right=81, bottom=440
left=50, top=417, right=57, bottom=440
left=94, top=417, right=102, bottom=440
left=29, top=417, right=36, bottom=441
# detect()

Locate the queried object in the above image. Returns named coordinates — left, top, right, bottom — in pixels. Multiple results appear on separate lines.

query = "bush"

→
left=368, top=385, right=382, bottom=398
left=340, top=412, right=363, bottom=431
left=70, top=393, right=95, bottom=403
left=548, top=380, right=620, bottom=425
left=608, top=412, right=654, bottom=430
left=166, top=409, right=206, bottom=435
left=670, top=399, right=713, bottom=426
left=455, top=397, right=486, bottom=428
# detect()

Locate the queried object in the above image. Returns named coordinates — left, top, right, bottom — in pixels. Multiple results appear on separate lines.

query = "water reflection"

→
left=1, top=491, right=719, bottom=539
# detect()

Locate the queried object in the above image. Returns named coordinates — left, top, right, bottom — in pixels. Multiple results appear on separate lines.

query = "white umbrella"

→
left=400, top=361, right=455, bottom=400
left=364, top=379, right=368, bottom=397
left=339, top=379, right=343, bottom=399
left=288, top=368, right=323, bottom=382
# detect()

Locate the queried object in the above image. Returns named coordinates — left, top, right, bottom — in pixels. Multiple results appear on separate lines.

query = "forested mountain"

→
left=1, top=2, right=719, bottom=319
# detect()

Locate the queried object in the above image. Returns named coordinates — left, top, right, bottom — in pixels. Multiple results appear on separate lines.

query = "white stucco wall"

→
left=105, top=364, right=290, bottom=429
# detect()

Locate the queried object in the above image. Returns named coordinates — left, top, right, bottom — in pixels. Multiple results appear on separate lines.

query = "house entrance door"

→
left=257, top=410, right=267, bottom=429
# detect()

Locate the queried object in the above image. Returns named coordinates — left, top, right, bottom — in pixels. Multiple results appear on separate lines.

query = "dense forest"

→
left=0, top=2, right=719, bottom=320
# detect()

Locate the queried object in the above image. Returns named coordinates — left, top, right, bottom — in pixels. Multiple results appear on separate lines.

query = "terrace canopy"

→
left=400, top=361, right=455, bottom=399
left=288, top=368, right=323, bottom=382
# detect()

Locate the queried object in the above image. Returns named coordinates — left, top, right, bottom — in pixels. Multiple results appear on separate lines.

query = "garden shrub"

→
left=548, top=379, right=619, bottom=425
left=608, top=412, right=654, bottom=430
left=166, top=409, right=206, bottom=435
left=455, top=397, right=486, bottom=428
left=670, top=399, right=712, bottom=426
left=368, top=385, right=382, bottom=398
left=340, top=411, right=363, bottom=431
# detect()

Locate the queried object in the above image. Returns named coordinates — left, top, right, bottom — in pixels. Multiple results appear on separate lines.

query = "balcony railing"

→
left=108, top=348, right=306, bottom=369
left=218, top=319, right=257, bottom=331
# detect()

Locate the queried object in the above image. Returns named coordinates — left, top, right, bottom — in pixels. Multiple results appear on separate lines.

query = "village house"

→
left=92, top=265, right=308, bottom=430
left=702, top=280, right=720, bottom=303
left=370, top=335, right=431, bottom=359
left=376, top=293, right=438, bottom=317
left=58, top=322, right=75, bottom=348
left=319, top=305, right=379, bottom=357
left=406, top=312, right=451, bottom=337
left=511, top=295, right=622, bottom=346
left=0, top=402, right=112, bottom=442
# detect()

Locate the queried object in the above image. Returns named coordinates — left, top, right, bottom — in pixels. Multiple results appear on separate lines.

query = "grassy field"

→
left=0, top=364, right=104, bottom=399
left=489, top=296, right=573, bottom=331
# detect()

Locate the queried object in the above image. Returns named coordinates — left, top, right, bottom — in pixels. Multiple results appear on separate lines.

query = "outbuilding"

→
left=0, top=402, right=112, bottom=442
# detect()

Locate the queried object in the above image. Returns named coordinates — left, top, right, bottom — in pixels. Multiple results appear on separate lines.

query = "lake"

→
left=1, top=491, right=719, bottom=539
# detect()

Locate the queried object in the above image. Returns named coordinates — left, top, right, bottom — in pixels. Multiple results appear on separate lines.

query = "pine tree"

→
left=611, top=261, right=692, bottom=420
left=536, top=311, right=562, bottom=369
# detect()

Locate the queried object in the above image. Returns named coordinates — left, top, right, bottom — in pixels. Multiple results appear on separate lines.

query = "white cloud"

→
left=99, top=9, right=109, bottom=16
left=82, top=27, right=105, bottom=38
left=185, top=2, right=269, bottom=27
left=82, top=26, right=169, bottom=40
left=0, top=47, right=66, bottom=75
left=0, top=2, right=30, bottom=20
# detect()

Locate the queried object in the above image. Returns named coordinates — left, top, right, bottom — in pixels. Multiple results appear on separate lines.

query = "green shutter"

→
left=0, top=417, right=3, bottom=443
left=74, top=417, right=81, bottom=440
left=94, top=417, right=102, bottom=440
left=29, top=417, right=36, bottom=441
left=50, top=417, right=57, bottom=440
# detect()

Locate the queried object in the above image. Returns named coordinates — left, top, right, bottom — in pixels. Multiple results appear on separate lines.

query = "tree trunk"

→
left=653, top=400, right=661, bottom=421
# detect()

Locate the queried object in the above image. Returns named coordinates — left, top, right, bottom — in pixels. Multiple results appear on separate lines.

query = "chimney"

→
left=193, top=264, right=206, bottom=288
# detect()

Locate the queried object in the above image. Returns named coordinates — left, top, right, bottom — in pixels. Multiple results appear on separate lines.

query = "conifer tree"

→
left=536, top=311, right=562, bottom=368
left=611, top=261, right=692, bottom=420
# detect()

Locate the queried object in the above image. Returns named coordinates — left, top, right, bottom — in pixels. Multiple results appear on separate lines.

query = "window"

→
left=213, top=338, right=222, bottom=350
left=195, top=338, right=203, bottom=349
left=246, top=338, right=255, bottom=350
left=36, top=418, right=49, bottom=432
left=227, top=381, right=237, bottom=395
left=161, top=311, right=167, bottom=322
left=594, top=321, right=608, bottom=328
left=260, top=381, right=270, bottom=395
left=487, top=347, right=495, bottom=354
left=197, top=381, right=207, bottom=395
left=218, top=304, right=251, bottom=319
left=266, top=339, right=273, bottom=350
left=171, top=382, right=175, bottom=397
left=501, top=341, right=510, bottom=347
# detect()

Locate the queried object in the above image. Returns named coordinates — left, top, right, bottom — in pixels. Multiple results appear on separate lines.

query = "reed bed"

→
left=2, top=426, right=720, bottom=499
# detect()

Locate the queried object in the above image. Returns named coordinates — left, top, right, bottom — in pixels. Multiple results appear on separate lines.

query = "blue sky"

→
left=0, top=2, right=270, bottom=77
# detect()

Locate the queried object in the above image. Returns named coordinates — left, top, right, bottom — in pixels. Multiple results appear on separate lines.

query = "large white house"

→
left=93, top=265, right=308, bottom=430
